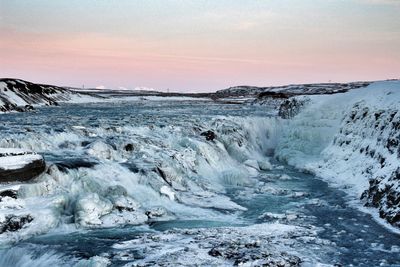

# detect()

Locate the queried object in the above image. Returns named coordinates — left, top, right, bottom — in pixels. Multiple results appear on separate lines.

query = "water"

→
left=0, top=100, right=399, bottom=266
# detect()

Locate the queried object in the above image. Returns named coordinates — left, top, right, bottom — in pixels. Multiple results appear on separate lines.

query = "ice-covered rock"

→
left=200, top=130, right=216, bottom=141
left=75, top=193, right=113, bottom=227
left=86, top=141, right=119, bottom=161
left=258, top=159, right=273, bottom=171
left=145, top=206, right=168, bottom=219
left=278, top=96, right=310, bottom=119
left=112, top=222, right=327, bottom=266
left=0, top=148, right=46, bottom=182
left=0, top=214, right=33, bottom=234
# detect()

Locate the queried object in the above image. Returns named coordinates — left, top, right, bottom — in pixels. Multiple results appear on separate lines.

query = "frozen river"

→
left=0, top=100, right=399, bottom=266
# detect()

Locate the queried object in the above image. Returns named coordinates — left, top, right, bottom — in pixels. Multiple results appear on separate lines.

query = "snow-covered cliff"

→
left=0, top=79, right=98, bottom=112
left=275, top=80, right=400, bottom=228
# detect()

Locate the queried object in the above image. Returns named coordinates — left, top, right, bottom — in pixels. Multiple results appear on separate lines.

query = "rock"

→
left=86, top=141, right=117, bottom=160
left=75, top=193, right=113, bottom=227
left=278, top=97, right=310, bottom=119
left=112, top=196, right=139, bottom=212
left=0, top=78, right=81, bottom=113
left=124, top=143, right=134, bottom=152
left=201, top=130, right=216, bottom=141
left=54, top=159, right=97, bottom=172
left=0, top=189, right=18, bottom=200
left=145, top=207, right=167, bottom=219
left=0, top=215, right=33, bottom=234
left=24, top=105, right=34, bottom=111
left=258, top=160, right=273, bottom=171
left=0, top=149, right=46, bottom=182
left=208, top=240, right=302, bottom=266
left=361, top=168, right=400, bottom=227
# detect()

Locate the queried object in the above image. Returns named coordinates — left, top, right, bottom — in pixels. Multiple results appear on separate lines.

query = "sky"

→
left=0, top=0, right=399, bottom=92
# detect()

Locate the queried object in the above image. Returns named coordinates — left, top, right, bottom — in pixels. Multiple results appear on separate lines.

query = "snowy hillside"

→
left=216, top=81, right=371, bottom=99
left=0, top=79, right=99, bottom=112
left=275, top=80, right=400, bottom=227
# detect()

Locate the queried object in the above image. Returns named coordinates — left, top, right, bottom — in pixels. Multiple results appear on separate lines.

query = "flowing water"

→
left=0, top=100, right=399, bottom=266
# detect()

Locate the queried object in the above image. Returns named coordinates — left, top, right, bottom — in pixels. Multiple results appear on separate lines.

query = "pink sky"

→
left=1, top=1, right=399, bottom=92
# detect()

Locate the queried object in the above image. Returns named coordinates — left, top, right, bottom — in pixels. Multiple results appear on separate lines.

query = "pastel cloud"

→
left=0, top=0, right=399, bottom=92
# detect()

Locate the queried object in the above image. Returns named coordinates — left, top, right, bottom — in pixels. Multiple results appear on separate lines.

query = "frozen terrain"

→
left=0, top=80, right=399, bottom=266
left=0, top=79, right=100, bottom=112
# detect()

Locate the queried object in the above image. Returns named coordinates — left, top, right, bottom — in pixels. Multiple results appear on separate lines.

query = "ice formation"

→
left=276, top=80, right=400, bottom=227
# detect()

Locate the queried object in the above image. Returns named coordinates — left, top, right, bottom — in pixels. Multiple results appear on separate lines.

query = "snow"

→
left=0, top=88, right=27, bottom=106
left=63, top=93, right=102, bottom=104
left=75, top=193, right=113, bottom=227
left=160, top=185, right=175, bottom=201
left=0, top=148, right=43, bottom=171
left=111, top=222, right=327, bottom=266
left=105, top=95, right=211, bottom=102
left=275, top=80, right=400, bottom=226
left=1, top=79, right=400, bottom=253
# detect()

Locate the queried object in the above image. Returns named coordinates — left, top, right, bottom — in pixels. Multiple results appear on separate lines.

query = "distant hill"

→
left=0, top=79, right=99, bottom=112
left=215, top=82, right=372, bottom=99
left=2, top=78, right=391, bottom=112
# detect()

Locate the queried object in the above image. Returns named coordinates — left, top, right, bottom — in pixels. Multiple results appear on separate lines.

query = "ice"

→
left=111, top=222, right=328, bottom=266
left=1, top=80, right=400, bottom=263
left=0, top=148, right=43, bottom=171
left=160, top=185, right=175, bottom=201
left=75, top=193, right=114, bottom=227
left=275, top=80, right=400, bottom=228
left=0, top=247, right=111, bottom=267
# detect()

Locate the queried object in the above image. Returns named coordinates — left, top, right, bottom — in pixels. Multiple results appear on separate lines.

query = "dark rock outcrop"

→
left=361, top=168, right=400, bottom=227
left=0, top=215, right=33, bottom=234
left=278, top=97, right=310, bottom=119
left=124, top=143, right=134, bottom=151
left=53, top=159, right=97, bottom=173
left=0, top=189, right=18, bottom=200
left=201, top=130, right=216, bottom=141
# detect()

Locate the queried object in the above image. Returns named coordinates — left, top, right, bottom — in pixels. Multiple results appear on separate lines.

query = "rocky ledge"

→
left=0, top=148, right=46, bottom=182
